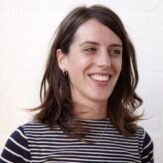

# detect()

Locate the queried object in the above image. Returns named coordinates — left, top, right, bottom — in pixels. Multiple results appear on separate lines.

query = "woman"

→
left=0, top=5, right=154, bottom=163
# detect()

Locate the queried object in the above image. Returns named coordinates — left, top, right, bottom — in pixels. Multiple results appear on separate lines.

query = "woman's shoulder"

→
left=135, top=125, right=152, bottom=140
left=21, top=121, right=62, bottom=137
left=134, top=125, right=153, bottom=145
left=22, top=121, right=50, bottom=129
left=0, top=124, right=33, bottom=162
left=135, top=125, right=154, bottom=162
left=4, top=121, right=53, bottom=145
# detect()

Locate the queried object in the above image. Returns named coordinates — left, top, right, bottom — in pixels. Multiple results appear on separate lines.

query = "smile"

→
left=90, top=74, right=110, bottom=82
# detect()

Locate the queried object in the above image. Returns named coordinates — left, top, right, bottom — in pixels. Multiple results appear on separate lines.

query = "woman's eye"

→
left=84, top=47, right=96, bottom=54
left=109, top=48, right=122, bottom=56
left=85, top=48, right=96, bottom=52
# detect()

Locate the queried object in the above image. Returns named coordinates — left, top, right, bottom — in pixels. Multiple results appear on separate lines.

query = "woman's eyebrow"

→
left=109, top=44, right=123, bottom=48
left=79, top=41, right=100, bottom=47
left=79, top=42, right=123, bottom=48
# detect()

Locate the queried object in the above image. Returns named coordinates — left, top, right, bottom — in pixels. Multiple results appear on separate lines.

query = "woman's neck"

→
left=73, top=101, right=108, bottom=120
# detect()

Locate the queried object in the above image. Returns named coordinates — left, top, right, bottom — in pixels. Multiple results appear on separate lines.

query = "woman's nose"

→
left=96, top=50, right=111, bottom=68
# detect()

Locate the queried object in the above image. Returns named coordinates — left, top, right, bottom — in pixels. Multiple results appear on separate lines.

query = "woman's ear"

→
left=56, top=49, right=68, bottom=71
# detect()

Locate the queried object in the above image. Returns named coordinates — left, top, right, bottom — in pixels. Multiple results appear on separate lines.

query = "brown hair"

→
left=32, top=5, right=143, bottom=138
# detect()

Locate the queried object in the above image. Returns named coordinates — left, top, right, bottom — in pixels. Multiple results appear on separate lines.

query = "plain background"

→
left=0, top=0, right=163, bottom=162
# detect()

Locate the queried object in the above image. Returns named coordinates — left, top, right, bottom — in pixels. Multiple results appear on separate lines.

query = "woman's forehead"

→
left=72, top=19, right=122, bottom=46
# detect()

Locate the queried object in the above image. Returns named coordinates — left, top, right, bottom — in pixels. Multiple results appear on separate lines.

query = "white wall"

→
left=0, top=0, right=162, bottom=162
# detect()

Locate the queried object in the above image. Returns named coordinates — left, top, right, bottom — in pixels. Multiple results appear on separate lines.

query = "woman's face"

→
left=57, top=19, right=122, bottom=106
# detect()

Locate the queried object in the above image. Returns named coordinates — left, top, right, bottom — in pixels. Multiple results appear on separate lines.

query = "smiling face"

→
left=57, top=19, right=122, bottom=110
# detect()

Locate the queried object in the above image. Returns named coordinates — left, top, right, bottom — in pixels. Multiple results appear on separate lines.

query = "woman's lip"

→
left=90, top=77, right=109, bottom=87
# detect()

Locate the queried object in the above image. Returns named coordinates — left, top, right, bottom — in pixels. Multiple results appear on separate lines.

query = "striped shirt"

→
left=0, top=118, right=154, bottom=162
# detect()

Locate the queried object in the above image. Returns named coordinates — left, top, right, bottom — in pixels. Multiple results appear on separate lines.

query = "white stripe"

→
left=31, top=150, right=139, bottom=159
left=0, top=156, right=13, bottom=163
left=9, top=137, right=30, bottom=152
left=142, top=150, right=153, bottom=160
left=27, top=137, right=139, bottom=145
left=4, top=147, right=31, bottom=162
left=28, top=139, right=138, bottom=149
left=16, top=128, right=28, bottom=139
left=143, top=139, right=152, bottom=150
left=31, top=147, right=138, bottom=155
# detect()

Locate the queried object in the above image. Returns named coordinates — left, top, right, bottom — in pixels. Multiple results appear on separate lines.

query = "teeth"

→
left=90, top=74, right=109, bottom=81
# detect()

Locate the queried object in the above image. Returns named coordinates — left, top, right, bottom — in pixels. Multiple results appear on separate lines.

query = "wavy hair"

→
left=32, top=5, right=143, bottom=138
